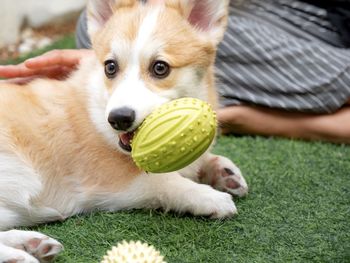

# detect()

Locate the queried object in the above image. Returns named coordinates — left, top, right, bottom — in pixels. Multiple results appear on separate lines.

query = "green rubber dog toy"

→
left=131, top=98, right=217, bottom=173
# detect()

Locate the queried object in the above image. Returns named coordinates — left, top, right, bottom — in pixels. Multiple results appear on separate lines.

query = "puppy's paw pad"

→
left=222, top=168, right=235, bottom=177
left=225, top=177, right=241, bottom=189
left=26, top=238, right=42, bottom=251
left=26, top=237, right=63, bottom=262
left=200, top=155, right=248, bottom=197
left=3, top=230, right=63, bottom=262
left=218, top=164, right=248, bottom=197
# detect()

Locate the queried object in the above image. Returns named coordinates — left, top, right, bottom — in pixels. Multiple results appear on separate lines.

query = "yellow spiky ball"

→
left=101, top=240, right=166, bottom=263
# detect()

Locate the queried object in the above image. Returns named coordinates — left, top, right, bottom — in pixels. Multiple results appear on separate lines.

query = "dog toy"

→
left=131, top=98, right=217, bottom=173
left=101, top=240, right=166, bottom=263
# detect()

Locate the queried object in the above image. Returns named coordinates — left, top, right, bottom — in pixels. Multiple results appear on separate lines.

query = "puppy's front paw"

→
left=24, top=236, right=63, bottom=262
left=0, top=245, right=39, bottom=263
left=189, top=185, right=237, bottom=219
left=199, top=155, right=248, bottom=197
left=1, top=230, right=63, bottom=262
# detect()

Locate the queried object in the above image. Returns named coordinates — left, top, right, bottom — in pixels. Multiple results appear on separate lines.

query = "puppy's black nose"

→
left=108, top=107, right=136, bottom=131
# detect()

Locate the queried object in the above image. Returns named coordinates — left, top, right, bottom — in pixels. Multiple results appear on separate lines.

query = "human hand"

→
left=0, top=49, right=93, bottom=84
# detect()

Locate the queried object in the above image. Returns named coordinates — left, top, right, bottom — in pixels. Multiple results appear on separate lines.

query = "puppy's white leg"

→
left=124, top=173, right=237, bottom=218
left=0, top=243, right=38, bottom=263
left=180, top=154, right=248, bottom=197
left=0, top=207, right=21, bottom=231
left=0, top=230, right=63, bottom=263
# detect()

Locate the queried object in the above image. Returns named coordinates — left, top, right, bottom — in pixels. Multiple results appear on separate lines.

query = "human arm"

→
left=0, top=49, right=93, bottom=83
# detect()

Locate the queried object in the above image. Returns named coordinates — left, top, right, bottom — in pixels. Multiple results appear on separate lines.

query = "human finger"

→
left=0, top=63, right=39, bottom=78
left=18, top=65, right=75, bottom=80
left=24, top=49, right=92, bottom=69
left=0, top=65, right=74, bottom=84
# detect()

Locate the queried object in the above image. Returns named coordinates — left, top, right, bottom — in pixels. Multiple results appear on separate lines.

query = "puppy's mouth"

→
left=118, top=131, right=135, bottom=152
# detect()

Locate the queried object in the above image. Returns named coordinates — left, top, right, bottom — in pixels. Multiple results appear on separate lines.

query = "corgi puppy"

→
left=0, top=0, right=248, bottom=261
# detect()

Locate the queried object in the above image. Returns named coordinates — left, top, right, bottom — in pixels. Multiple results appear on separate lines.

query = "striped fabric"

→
left=218, top=1, right=350, bottom=113
left=76, top=0, right=350, bottom=113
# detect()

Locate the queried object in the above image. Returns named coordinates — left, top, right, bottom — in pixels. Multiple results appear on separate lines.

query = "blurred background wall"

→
left=0, top=0, right=87, bottom=48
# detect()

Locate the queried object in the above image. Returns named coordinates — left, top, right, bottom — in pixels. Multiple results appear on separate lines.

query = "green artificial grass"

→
left=30, top=137, right=349, bottom=263
left=5, top=37, right=350, bottom=262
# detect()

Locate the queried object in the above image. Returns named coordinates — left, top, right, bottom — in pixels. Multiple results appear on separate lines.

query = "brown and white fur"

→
left=0, top=0, right=248, bottom=262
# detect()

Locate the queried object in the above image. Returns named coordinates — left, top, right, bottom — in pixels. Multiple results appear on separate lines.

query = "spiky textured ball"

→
left=131, top=98, right=217, bottom=173
left=101, top=240, right=166, bottom=263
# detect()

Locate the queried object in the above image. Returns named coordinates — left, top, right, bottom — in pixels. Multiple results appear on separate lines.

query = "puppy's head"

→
left=87, top=0, right=229, bottom=153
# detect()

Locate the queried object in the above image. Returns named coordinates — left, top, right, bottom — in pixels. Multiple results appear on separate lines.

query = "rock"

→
left=18, top=43, right=33, bottom=55
left=18, top=38, right=36, bottom=54
left=37, top=37, right=53, bottom=49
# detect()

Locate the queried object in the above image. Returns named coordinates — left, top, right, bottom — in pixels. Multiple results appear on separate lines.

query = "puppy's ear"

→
left=87, top=0, right=136, bottom=38
left=168, top=0, right=229, bottom=45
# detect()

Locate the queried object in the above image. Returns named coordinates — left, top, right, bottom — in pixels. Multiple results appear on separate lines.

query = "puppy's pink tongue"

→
left=120, top=132, right=134, bottom=146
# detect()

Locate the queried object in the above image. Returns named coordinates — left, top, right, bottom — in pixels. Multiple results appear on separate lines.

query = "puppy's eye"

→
left=151, top=61, right=170, bottom=79
left=104, top=60, right=119, bottom=79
